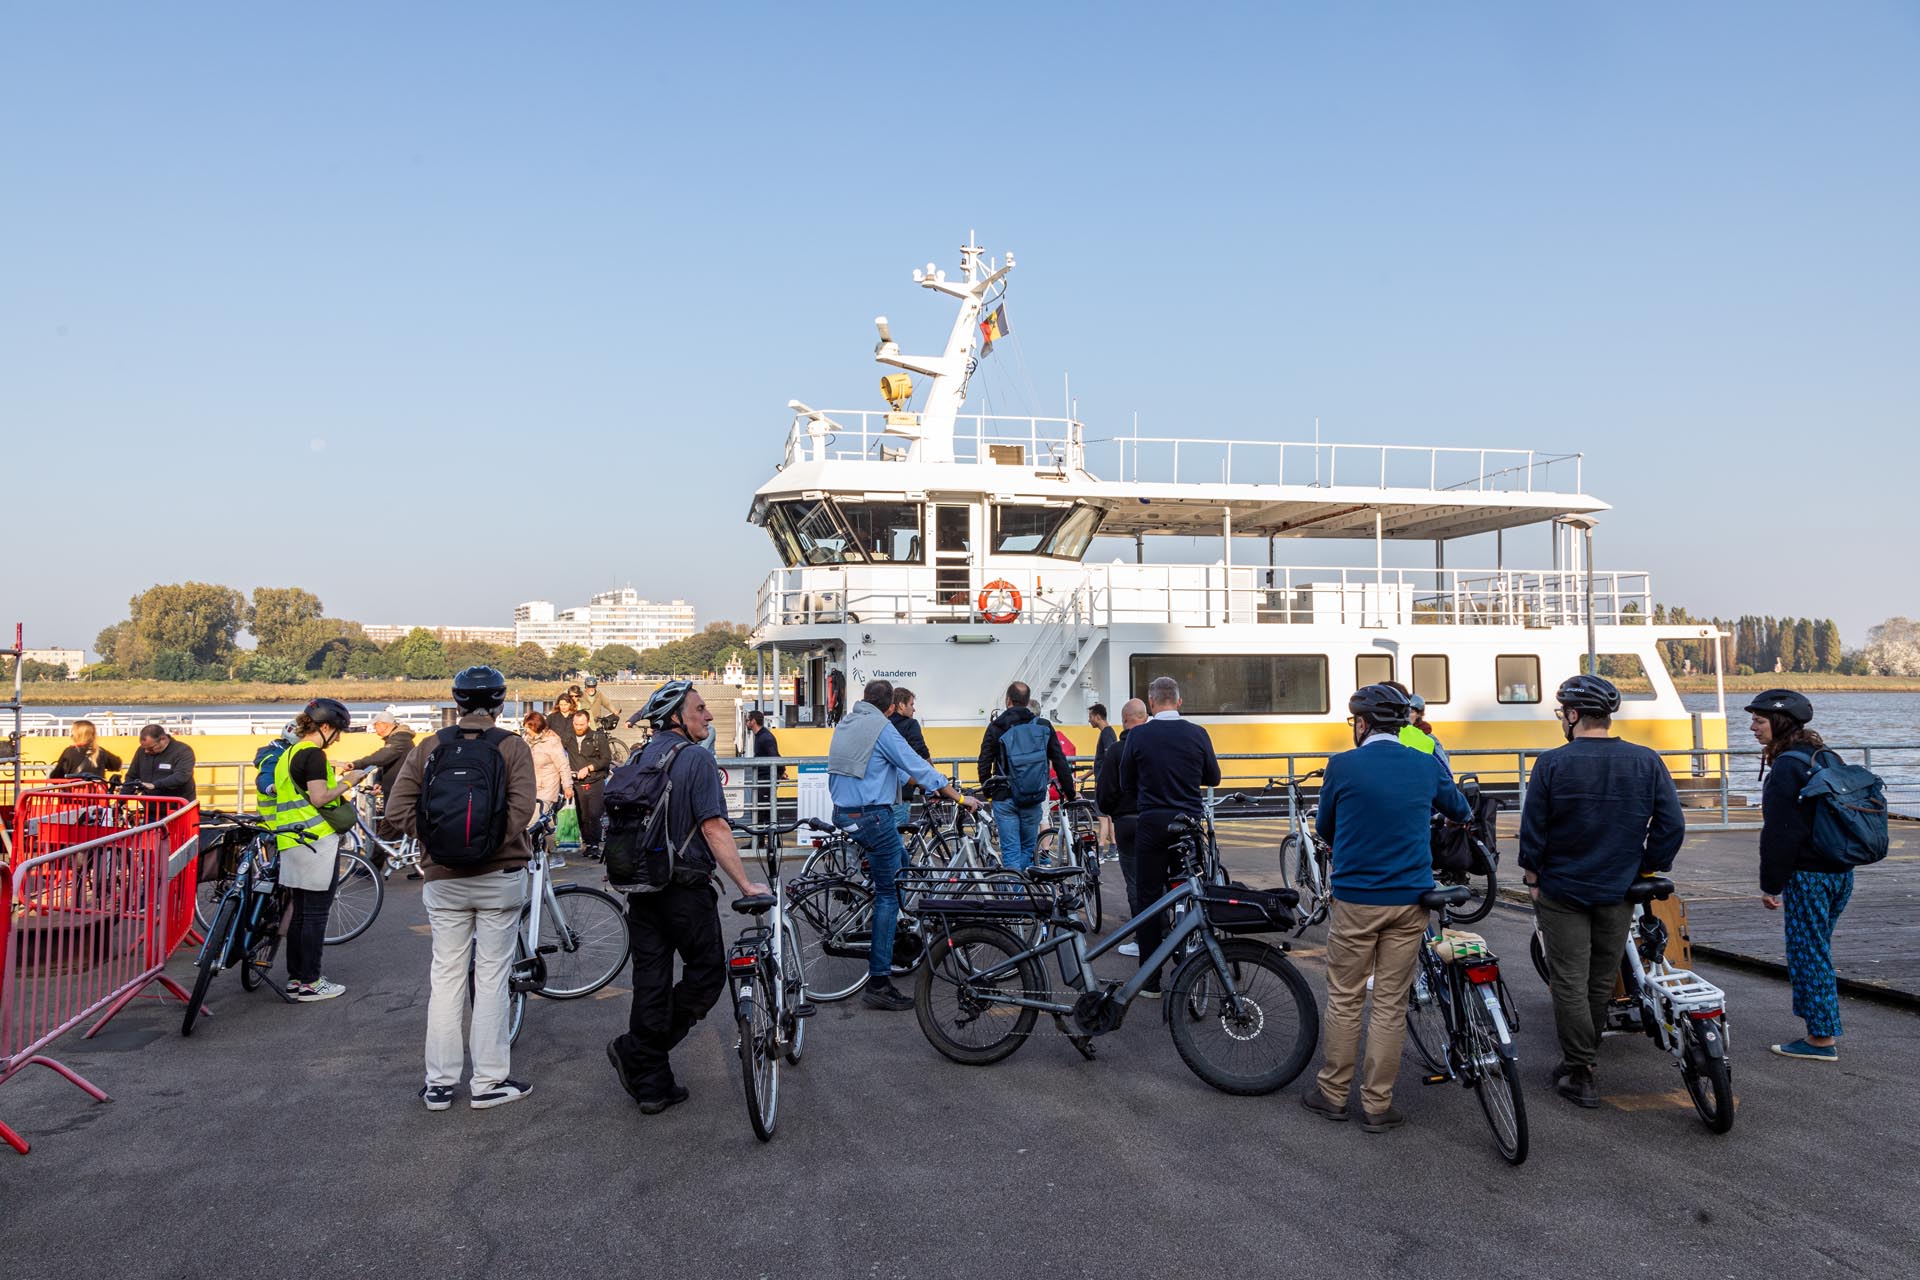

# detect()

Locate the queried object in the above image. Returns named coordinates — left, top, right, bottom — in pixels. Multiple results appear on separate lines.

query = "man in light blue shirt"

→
left=828, top=678, right=980, bottom=1010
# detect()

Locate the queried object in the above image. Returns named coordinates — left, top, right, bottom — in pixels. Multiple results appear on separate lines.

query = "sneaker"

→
left=861, top=978, right=915, bottom=1011
left=419, top=1084, right=455, bottom=1112
left=1770, top=1038, right=1839, bottom=1062
left=606, top=1039, right=644, bottom=1104
left=1300, top=1091, right=1349, bottom=1123
left=548, top=854, right=568, bottom=870
left=1360, top=1107, right=1407, bottom=1133
left=290, top=978, right=345, bottom=1002
left=1555, top=1064, right=1601, bottom=1108
left=470, top=1079, right=533, bottom=1110
left=406, top=868, right=424, bottom=881
left=1137, top=985, right=1163, bottom=1001
left=1117, top=941, right=1141, bottom=957
left=638, top=1084, right=691, bottom=1115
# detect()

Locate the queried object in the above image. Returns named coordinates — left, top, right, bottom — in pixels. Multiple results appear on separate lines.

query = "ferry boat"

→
left=746, top=236, right=1728, bottom=771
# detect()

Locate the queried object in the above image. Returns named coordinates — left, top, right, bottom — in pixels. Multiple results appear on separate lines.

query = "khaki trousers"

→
left=1315, top=899, right=1429, bottom=1116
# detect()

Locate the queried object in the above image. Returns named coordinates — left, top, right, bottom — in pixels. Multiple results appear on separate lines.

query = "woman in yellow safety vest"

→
left=268, top=697, right=359, bottom=1002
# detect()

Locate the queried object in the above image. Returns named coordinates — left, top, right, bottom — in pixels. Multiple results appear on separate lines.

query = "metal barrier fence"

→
left=1, top=792, right=201, bottom=1154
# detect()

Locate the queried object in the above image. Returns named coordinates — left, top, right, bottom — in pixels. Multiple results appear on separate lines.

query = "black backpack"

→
left=417, top=726, right=513, bottom=869
left=603, top=739, right=703, bottom=894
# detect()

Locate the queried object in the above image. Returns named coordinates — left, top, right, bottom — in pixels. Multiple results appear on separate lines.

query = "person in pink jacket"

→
left=522, top=710, right=575, bottom=868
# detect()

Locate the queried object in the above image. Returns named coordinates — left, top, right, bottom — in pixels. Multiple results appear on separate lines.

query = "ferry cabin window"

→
left=1495, top=655, right=1541, bottom=704
left=1411, top=655, right=1450, bottom=705
left=1594, top=654, right=1657, bottom=700
left=1044, top=505, right=1104, bottom=559
left=838, top=502, right=923, bottom=563
left=1129, top=654, right=1329, bottom=716
left=1356, top=654, right=1393, bottom=689
left=992, top=503, right=1105, bottom=559
left=935, top=505, right=970, bottom=554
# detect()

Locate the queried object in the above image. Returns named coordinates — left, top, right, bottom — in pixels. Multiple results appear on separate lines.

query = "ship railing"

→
left=754, top=564, right=1654, bottom=630
left=1100, top=437, right=1584, bottom=493
left=783, top=412, right=1084, bottom=470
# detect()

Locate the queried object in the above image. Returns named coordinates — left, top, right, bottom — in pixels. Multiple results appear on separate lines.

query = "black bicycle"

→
left=182, top=815, right=308, bottom=1035
left=913, top=816, right=1319, bottom=1095
left=1429, top=775, right=1500, bottom=925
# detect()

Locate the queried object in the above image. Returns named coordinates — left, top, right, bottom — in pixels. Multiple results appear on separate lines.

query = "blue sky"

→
left=4, top=3, right=1915, bottom=655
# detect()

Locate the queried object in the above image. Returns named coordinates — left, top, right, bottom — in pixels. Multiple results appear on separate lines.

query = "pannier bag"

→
left=1199, top=881, right=1299, bottom=935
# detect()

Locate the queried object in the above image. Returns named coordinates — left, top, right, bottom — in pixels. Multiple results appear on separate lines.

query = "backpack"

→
left=416, top=726, right=513, bottom=868
left=602, top=739, right=704, bottom=893
left=1791, top=748, right=1890, bottom=869
left=253, top=733, right=298, bottom=803
left=998, top=718, right=1054, bottom=806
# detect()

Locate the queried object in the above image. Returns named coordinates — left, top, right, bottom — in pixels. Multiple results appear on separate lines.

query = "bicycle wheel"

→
left=532, top=885, right=630, bottom=998
left=1529, top=929, right=1551, bottom=985
left=1448, top=863, right=1498, bottom=925
left=239, top=916, right=279, bottom=993
left=737, top=970, right=780, bottom=1142
left=1079, top=847, right=1105, bottom=934
left=914, top=923, right=1042, bottom=1065
left=182, top=895, right=239, bottom=1035
left=193, top=875, right=231, bottom=933
left=781, top=915, right=807, bottom=1065
left=1462, top=983, right=1528, bottom=1164
left=1405, top=957, right=1452, bottom=1076
left=1282, top=836, right=1327, bottom=929
left=1166, top=939, right=1319, bottom=1095
left=1681, top=1015, right=1735, bottom=1134
left=608, top=738, right=630, bottom=767
left=788, top=877, right=875, bottom=1002
left=325, top=849, right=383, bottom=944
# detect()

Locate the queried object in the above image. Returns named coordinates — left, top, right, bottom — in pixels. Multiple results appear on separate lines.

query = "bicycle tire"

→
left=239, top=921, right=278, bottom=993
left=738, top=986, right=780, bottom=1142
left=194, top=875, right=231, bottom=933
left=182, top=895, right=239, bottom=1035
left=788, top=877, right=875, bottom=1002
left=1529, top=929, right=1551, bottom=985
left=1405, top=958, right=1452, bottom=1076
left=913, top=923, right=1042, bottom=1066
left=324, top=849, right=383, bottom=945
left=1448, top=863, right=1498, bottom=925
left=531, top=885, right=630, bottom=998
left=1463, top=985, right=1528, bottom=1164
left=1166, top=939, right=1319, bottom=1095
left=1681, top=1016, right=1735, bottom=1134
left=781, top=915, right=807, bottom=1065
left=507, top=935, right=528, bottom=1045
left=608, top=738, right=630, bottom=767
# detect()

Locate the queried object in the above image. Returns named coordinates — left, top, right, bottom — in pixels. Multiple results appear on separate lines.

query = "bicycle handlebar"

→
left=728, top=816, right=838, bottom=837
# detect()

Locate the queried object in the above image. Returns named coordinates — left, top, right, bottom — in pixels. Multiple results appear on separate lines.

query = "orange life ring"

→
left=978, top=580, right=1023, bottom=623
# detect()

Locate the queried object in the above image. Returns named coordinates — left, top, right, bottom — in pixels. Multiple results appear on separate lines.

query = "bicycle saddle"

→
left=897, top=821, right=925, bottom=835
left=1166, top=817, right=1196, bottom=837
left=1625, top=877, right=1676, bottom=904
left=731, top=894, right=776, bottom=915
left=1025, top=865, right=1084, bottom=883
left=1062, top=799, right=1097, bottom=811
left=1419, top=885, right=1473, bottom=912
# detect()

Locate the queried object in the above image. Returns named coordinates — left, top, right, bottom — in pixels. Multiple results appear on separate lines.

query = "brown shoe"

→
left=1360, top=1107, right=1406, bottom=1133
left=1300, top=1091, right=1349, bottom=1122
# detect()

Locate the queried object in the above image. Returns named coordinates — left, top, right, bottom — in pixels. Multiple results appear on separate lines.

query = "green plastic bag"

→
left=557, top=803, right=581, bottom=848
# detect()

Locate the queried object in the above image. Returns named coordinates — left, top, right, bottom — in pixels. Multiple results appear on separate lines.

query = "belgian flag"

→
left=978, top=304, right=1010, bottom=355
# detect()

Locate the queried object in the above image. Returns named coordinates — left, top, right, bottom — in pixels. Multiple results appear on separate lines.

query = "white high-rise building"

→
left=511, top=590, right=695, bottom=654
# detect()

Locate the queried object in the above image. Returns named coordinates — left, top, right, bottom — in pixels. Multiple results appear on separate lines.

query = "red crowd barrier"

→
left=0, top=790, right=201, bottom=1154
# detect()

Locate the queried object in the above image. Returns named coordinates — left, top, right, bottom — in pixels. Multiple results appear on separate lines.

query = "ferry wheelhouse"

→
left=747, top=238, right=1726, bottom=765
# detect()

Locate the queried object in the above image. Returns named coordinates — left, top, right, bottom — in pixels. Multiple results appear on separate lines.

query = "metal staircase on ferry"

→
left=1014, top=582, right=1102, bottom=720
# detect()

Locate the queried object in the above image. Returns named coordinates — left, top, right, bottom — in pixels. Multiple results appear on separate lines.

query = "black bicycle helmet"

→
left=304, top=697, right=352, bottom=731
left=635, top=678, right=695, bottom=728
left=1555, top=674, right=1622, bottom=717
left=1348, top=683, right=1414, bottom=729
left=1743, top=688, right=1812, bottom=725
left=452, top=665, right=508, bottom=712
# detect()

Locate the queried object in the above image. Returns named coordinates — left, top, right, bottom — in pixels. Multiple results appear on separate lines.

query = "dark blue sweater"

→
left=1317, top=740, right=1471, bottom=906
left=1114, top=716, right=1221, bottom=816
left=1517, top=736, right=1685, bottom=907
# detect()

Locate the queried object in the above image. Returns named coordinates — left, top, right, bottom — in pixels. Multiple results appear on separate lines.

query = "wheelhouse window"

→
left=1411, top=655, right=1450, bottom=705
left=839, top=502, right=923, bottom=563
left=766, top=499, right=925, bottom=566
left=991, top=503, right=1104, bottom=559
left=1043, top=504, right=1104, bottom=558
left=1495, top=655, right=1541, bottom=704
left=1129, top=654, right=1329, bottom=716
left=1356, top=654, right=1393, bottom=689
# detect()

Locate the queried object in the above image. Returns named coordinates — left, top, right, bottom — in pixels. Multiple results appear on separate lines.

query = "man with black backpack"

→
left=387, top=666, right=538, bottom=1112
left=603, top=680, right=767, bottom=1113
left=976, top=681, right=1075, bottom=871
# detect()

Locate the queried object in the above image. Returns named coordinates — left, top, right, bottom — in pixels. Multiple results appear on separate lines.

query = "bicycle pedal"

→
left=1423, top=1074, right=1450, bottom=1086
left=790, top=1003, right=818, bottom=1019
left=537, top=944, right=559, bottom=955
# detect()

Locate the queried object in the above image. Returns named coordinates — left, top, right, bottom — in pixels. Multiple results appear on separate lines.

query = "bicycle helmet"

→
left=1743, top=688, right=1812, bottom=725
left=451, top=665, right=508, bottom=712
left=636, top=678, right=695, bottom=728
left=1555, top=674, right=1622, bottom=717
left=1348, top=683, right=1414, bottom=729
left=303, top=697, right=353, bottom=731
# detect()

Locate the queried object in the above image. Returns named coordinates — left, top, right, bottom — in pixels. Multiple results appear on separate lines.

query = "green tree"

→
left=150, top=649, right=204, bottom=681
left=1776, top=620, right=1797, bottom=673
left=587, top=643, right=643, bottom=677
left=315, top=635, right=383, bottom=678
left=236, top=653, right=309, bottom=684
left=345, top=642, right=388, bottom=678
left=79, top=662, right=126, bottom=681
left=640, top=622, right=752, bottom=677
left=446, top=640, right=511, bottom=672
left=506, top=641, right=561, bottom=679
left=1, top=657, right=69, bottom=682
left=1815, top=619, right=1843, bottom=672
left=130, top=582, right=247, bottom=668
left=551, top=643, right=590, bottom=675
left=247, top=587, right=325, bottom=658
left=389, top=627, right=451, bottom=680
left=1792, top=618, right=1816, bottom=673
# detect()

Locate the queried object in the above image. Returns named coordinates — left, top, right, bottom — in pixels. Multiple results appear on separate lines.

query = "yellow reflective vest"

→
left=1398, top=725, right=1437, bottom=755
left=268, top=740, right=345, bottom=852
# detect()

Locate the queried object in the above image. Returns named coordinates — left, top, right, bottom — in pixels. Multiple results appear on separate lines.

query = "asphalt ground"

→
left=2, top=830, right=1916, bottom=1280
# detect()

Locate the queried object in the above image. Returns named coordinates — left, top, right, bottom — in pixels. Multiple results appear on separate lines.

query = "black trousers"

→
left=614, top=882, right=725, bottom=1096
left=1113, top=813, right=1140, bottom=918
left=575, top=779, right=606, bottom=852
left=1133, top=810, right=1190, bottom=988
left=286, top=883, right=336, bottom=984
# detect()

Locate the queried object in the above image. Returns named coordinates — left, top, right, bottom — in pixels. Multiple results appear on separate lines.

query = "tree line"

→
left=1652, top=606, right=1851, bottom=676
left=47, top=582, right=752, bottom=685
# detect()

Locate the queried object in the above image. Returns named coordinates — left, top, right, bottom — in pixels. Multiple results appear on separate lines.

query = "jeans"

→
left=1534, top=893, right=1636, bottom=1070
left=835, top=805, right=906, bottom=979
left=1315, top=899, right=1429, bottom=1115
left=1784, top=869, right=1853, bottom=1038
left=613, top=881, right=726, bottom=1096
left=993, top=799, right=1043, bottom=871
left=423, top=869, right=528, bottom=1093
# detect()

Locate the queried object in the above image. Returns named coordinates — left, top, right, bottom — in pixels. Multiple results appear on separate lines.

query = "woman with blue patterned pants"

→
left=1746, top=689, right=1854, bottom=1062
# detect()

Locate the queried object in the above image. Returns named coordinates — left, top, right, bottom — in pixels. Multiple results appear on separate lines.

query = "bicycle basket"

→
left=1199, top=882, right=1298, bottom=935
left=196, top=825, right=247, bottom=883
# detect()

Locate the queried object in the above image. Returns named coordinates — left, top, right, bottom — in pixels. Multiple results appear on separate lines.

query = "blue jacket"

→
left=1317, top=739, right=1471, bottom=906
left=1517, top=737, right=1685, bottom=906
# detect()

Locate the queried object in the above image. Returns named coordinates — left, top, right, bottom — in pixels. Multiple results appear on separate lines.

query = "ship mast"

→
left=871, top=231, right=1013, bottom=465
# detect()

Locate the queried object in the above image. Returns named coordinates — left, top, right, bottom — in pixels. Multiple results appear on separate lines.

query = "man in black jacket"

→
left=1519, top=675, right=1685, bottom=1108
left=888, top=687, right=932, bottom=760
left=568, top=710, right=613, bottom=859
left=1114, top=679, right=1220, bottom=992
left=977, top=682, right=1075, bottom=870
left=1095, top=698, right=1148, bottom=954
left=343, top=713, right=417, bottom=865
left=126, top=725, right=197, bottom=803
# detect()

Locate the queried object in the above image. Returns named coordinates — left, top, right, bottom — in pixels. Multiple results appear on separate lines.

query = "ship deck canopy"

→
left=1076, top=481, right=1607, bottom=541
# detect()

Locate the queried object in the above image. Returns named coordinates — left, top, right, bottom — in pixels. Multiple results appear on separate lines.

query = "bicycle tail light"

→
left=1463, top=961, right=1501, bottom=985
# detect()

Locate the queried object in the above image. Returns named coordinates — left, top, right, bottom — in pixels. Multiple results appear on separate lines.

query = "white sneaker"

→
left=1118, top=941, right=1141, bottom=957
left=291, top=978, right=346, bottom=1002
left=470, top=1079, right=533, bottom=1110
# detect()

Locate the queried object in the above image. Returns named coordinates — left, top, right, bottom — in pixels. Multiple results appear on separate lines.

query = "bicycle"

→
left=1402, top=883, right=1529, bottom=1163
left=182, top=815, right=308, bottom=1035
left=1428, top=775, right=1500, bottom=925
left=345, top=766, right=424, bottom=880
left=913, top=815, right=1319, bottom=1095
left=1037, top=797, right=1105, bottom=933
left=1526, top=876, right=1734, bottom=1133
left=495, top=804, right=632, bottom=1044
left=1271, top=772, right=1334, bottom=934
left=724, top=815, right=833, bottom=1141
left=195, top=818, right=382, bottom=946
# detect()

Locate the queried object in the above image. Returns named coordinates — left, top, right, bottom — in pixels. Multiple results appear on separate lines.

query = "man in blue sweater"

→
left=1113, top=677, right=1220, bottom=994
left=1303, top=684, right=1470, bottom=1133
left=1519, top=674, right=1684, bottom=1108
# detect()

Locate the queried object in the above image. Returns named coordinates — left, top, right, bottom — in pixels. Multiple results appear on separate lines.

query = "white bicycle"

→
left=493, top=804, right=632, bottom=1044
left=347, top=767, right=424, bottom=879
left=1529, top=875, right=1734, bottom=1133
